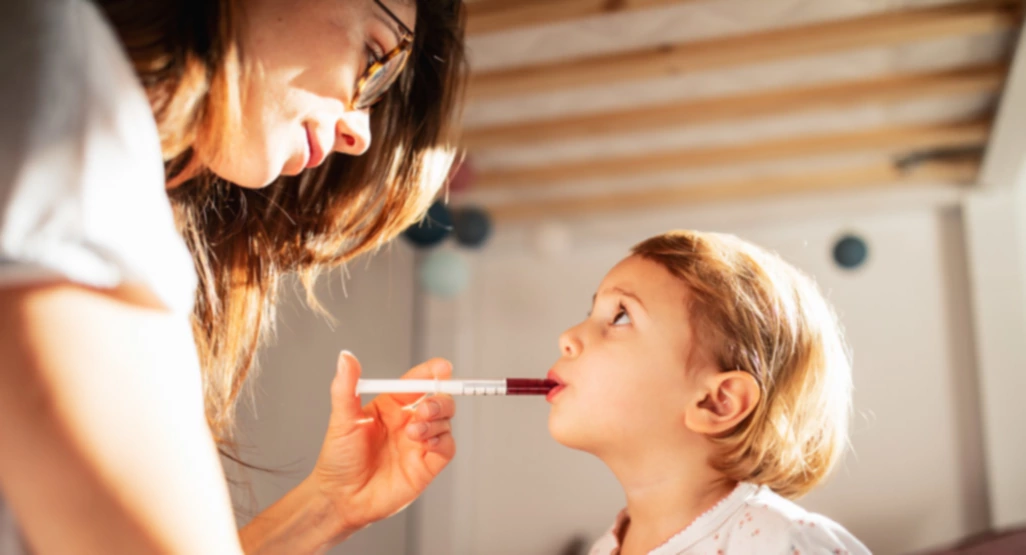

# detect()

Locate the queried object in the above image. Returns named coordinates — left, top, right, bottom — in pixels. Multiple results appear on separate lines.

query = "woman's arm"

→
left=239, top=476, right=348, bottom=554
left=0, top=283, right=243, bottom=554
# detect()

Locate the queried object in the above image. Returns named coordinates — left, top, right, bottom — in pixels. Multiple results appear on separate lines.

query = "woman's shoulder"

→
left=1, top=0, right=157, bottom=155
left=0, top=0, right=197, bottom=316
left=719, top=485, right=872, bottom=555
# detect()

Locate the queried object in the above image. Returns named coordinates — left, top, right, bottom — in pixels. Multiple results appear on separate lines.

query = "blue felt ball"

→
left=453, top=206, right=492, bottom=248
left=833, top=234, right=868, bottom=270
left=419, top=249, right=469, bottom=298
left=402, top=201, right=453, bottom=248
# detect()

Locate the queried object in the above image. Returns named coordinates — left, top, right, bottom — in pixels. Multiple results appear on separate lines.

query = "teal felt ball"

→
left=402, top=201, right=453, bottom=248
left=419, top=249, right=469, bottom=298
left=833, top=234, right=868, bottom=270
left=453, top=206, right=492, bottom=248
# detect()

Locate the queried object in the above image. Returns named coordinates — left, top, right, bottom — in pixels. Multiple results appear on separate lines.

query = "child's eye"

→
left=612, top=305, right=631, bottom=326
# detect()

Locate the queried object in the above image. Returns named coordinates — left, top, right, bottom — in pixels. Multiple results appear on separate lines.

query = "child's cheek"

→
left=599, top=382, right=650, bottom=424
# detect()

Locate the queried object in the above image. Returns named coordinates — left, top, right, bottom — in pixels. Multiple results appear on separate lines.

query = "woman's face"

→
left=203, top=0, right=416, bottom=188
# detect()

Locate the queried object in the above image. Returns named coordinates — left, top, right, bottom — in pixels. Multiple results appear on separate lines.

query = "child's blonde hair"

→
left=632, top=230, right=852, bottom=498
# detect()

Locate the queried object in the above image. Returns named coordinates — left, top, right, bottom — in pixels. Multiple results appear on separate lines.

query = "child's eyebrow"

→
left=592, top=287, right=647, bottom=311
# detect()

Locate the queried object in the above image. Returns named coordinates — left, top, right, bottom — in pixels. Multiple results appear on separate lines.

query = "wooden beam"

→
left=468, top=0, right=1020, bottom=100
left=486, top=158, right=980, bottom=222
left=463, top=64, right=1007, bottom=150
left=467, top=0, right=691, bottom=35
left=476, top=120, right=992, bottom=188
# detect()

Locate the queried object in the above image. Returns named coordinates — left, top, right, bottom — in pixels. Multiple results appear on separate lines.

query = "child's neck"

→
left=606, top=454, right=736, bottom=555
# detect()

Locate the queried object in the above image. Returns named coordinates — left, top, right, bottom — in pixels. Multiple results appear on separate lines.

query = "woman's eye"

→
left=612, top=305, right=631, bottom=326
left=366, top=43, right=383, bottom=67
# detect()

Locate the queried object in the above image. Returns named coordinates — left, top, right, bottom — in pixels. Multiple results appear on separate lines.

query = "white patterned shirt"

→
left=589, top=482, right=871, bottom=555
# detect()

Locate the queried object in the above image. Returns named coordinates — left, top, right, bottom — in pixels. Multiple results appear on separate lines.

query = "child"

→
left=545, top=230, right=870, bottom=555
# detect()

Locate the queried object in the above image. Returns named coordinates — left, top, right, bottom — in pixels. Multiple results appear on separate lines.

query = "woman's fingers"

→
left=427, top=432, right=454, bottom=457
left=329, top=350, right=366, bottom=427
left=405, top=419, right=451, bottom=442
left=415, top=395, right=455, bottom=422
left=415, top=431, right=456, bottom=479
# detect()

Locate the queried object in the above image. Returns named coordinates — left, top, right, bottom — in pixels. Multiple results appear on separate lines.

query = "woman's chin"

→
left=205, top=149, right=282, bottom=189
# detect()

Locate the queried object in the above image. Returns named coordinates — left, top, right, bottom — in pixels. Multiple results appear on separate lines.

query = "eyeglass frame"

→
left=351, top=0, right=415, bottom=111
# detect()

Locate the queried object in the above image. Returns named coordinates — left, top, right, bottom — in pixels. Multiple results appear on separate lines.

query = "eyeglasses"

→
left=351, top=0, right=414, bottom=111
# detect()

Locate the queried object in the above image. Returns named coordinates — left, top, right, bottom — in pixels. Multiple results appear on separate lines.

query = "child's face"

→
left=547, top=255, right=712, bottom=456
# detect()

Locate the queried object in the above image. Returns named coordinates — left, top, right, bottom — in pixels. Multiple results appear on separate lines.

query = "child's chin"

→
left=548, top=412, right=589, bottom=451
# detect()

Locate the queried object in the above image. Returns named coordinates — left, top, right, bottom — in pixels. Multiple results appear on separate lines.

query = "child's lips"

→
left=546, top=369, right=567, bottom=402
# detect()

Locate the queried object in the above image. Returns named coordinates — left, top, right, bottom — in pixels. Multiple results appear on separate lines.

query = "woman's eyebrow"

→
left=371, top=13, right=403, bottom=49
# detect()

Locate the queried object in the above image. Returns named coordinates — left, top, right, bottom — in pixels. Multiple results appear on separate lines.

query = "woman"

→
left=0, top=0, right=466, bottom=552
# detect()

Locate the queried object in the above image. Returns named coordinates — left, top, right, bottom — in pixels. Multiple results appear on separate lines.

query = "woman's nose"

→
left=558, top=327, right=582, bottom=358
left=334, top=109, right=371, bottom=156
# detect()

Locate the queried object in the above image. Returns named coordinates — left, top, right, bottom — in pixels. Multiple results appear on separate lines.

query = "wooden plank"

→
left=487, top=158, right=980, bottom=222
left=467, top=0, right=691, bottom=35
left=469, top=0, right=1020, bottom=100
left=476, top=120, right=991, bottom=188
left=463, top=65, right=1007, bottom=149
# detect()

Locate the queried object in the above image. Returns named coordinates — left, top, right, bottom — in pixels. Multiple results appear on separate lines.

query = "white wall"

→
left=231, top=244, right=417, bottom=554
left=962, top=186, right=1026, bottom=529
left=416, top=186, right=995, bottom=555
left=965, top=15, right=1026, bottom=528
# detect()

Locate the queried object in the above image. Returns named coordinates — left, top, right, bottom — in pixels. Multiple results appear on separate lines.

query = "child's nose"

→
left=559, top=329, right=582, bottom=358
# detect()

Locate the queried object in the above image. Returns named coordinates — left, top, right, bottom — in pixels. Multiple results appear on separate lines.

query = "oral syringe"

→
left=355, top=378, right=558, bottom=396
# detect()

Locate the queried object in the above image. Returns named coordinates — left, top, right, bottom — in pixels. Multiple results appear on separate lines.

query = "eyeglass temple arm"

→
left=373, top=0, right=414, bottom=37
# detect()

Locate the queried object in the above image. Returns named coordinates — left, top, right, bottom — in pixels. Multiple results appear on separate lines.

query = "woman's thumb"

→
left=330, top=350, right=365, bottom=423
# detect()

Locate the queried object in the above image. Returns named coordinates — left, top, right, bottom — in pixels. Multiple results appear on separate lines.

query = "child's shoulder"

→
left=715, top=485, right=871, bottom=555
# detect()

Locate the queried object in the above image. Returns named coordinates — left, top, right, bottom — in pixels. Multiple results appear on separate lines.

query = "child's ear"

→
left=684, top=371, right=761, bottom=436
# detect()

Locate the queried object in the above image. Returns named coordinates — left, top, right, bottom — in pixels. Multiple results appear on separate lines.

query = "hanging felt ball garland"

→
left=401, top=200, right=453, bottom=248
left=832, top=233, right=869, bottom=270
left=399, top=157, right=494, bottom=298
left=418, top=249, right=470, bottom=298
left=452, top=205, right=492, bottom=248
left=447, top=157, right=475, bottom=194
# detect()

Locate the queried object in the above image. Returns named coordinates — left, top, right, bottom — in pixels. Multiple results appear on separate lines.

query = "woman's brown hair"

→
left=96, top=0, right=467, bottom=446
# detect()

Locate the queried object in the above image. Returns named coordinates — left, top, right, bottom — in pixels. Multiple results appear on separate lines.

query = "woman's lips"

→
left=546, top=369, right=566, bottom=402
left=305, top=124, right=327, bottom=168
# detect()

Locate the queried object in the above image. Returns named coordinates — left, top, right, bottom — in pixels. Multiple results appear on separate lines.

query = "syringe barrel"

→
left=355, top=379, right=507, bottom=396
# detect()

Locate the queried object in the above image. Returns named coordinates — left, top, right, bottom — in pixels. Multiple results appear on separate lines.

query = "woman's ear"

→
left=684, top=371, right=761, bottom=436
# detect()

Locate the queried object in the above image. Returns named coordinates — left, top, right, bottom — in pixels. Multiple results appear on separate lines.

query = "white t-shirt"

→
left=589, top=482, right=872, bottom=555
left=0, top=0, right=198, bottom=551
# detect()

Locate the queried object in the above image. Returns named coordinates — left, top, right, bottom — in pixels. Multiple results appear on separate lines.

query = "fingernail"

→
left=338, top=350, right=354, bottom=372
left=427, top=436, right=440, bottom=447
left=408, top=423, right=427, bottom=438
left=421, top=401, right=441, bottom=418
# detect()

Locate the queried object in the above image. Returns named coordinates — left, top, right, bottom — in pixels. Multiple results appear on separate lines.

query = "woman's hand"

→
left=311, top=351, right=456, bottom=533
